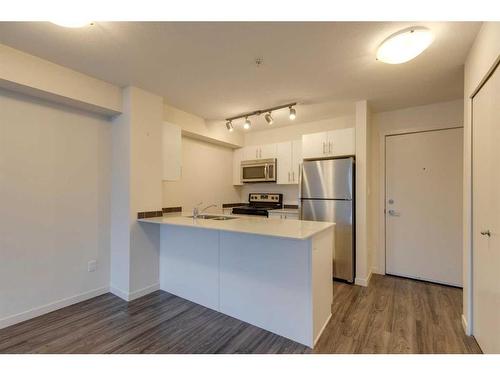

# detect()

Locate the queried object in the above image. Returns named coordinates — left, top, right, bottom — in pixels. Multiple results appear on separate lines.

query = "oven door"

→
left=241, top=159, right=276, bottom=182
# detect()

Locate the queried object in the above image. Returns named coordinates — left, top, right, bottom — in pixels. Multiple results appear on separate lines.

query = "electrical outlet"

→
left=87, top=260, right=97, bottom=272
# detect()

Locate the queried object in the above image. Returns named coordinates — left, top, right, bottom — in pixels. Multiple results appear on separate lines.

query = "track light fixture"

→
left=264, top=112, right=274, bottom=125
left=224, top=102, right=297, bottom=131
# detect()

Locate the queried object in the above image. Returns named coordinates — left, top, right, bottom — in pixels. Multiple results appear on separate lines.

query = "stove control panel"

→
left=248, top=193, right=283, bottom=204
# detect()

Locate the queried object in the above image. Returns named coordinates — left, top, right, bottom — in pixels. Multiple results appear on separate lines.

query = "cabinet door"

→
left=328, top=128, right=355, bottom=157
left=302, top=132, right=328, bottom=159
left=162, top=122, right=182, bottom=180
left=233, top=148, right=243, bottom=185
left=276, top=142, right=292, bottom=184
left=259, top=143, right=277, bottom=159
left=268, top=211, right=283, bottom=219
left=243, top=146, right=259, bottom=160
left=291, top=140, right=302, bottom=184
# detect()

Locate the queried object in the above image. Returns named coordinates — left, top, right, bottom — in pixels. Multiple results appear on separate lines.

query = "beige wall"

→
left=463, top=22, right=500, bottom=334
left=369, top=99, right=464, bottom=275
left=164, top=103, right=244, bottom=147
left=0, top=43, right=121, bottom=116
left=163, top=137, right=242, bottom=212
left=0, top=88, right=111, bottom=328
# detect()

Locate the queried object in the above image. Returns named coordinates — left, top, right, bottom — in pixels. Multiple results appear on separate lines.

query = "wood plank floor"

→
left=0, top=275, right=481, bottom=354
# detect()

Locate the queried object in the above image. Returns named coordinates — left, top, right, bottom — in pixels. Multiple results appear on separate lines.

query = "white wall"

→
left=355, top=101, right=371, bottom=286
left=369, top=99, right=464, bottom=275
left=0, top=89, right=111, bottom=328
left=163, top=137, right=242, bottom=212
left=463, top=22, right=500, bottom=334
left=111, top=86, right=163, bottom=300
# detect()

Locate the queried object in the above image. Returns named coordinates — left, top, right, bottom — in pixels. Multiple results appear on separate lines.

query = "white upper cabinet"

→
left=243, top=143, right=277, bottom=160
left=291, top=140, right=302, bottom=183
left=162, top=122, right=182, bottom=181
left=302, top=128, right=355, bottom=159
left=233, top=148, right=244, bottom=186
left=276, top=140, right=302, bottom=185
left=330, top=128, right=356, bottom=157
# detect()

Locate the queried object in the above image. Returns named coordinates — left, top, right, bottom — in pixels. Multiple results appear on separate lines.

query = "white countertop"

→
left=138, top=214, right=334, bottom=240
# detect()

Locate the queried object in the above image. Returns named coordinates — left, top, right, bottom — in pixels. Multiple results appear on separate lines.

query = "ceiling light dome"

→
left=376, top=27, right=433, bottom=64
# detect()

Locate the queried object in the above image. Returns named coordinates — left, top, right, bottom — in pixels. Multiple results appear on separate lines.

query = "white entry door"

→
left=472, top=65, right=500, bottom=354
left=385, top=128, right=463, bottom=286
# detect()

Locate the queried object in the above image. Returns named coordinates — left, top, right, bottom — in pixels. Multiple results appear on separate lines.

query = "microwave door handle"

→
left=264, top=164, right=268, bottom=180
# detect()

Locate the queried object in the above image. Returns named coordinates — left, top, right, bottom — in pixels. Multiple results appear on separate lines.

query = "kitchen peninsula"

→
left=138, top=215, right=335, bottom=347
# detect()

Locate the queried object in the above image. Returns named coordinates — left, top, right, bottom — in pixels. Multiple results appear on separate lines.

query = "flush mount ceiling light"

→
left=224, top=102, right=296, bottom=131
left=376, top=27, right=433, bottom=64
left=50, top=20, right=94, bottom=28
left=243, top=118, right=251, bottom=130
left=264, top=112, right=274, bottom=125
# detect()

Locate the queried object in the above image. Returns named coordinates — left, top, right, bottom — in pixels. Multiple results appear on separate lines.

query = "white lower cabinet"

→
left=268, top=211, right=300, bottom=220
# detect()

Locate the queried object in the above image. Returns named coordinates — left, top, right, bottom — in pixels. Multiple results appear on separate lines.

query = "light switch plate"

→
left=88, top=260, right=97, bottom=272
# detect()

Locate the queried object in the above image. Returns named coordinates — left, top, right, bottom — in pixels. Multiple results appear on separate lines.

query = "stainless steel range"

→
left=232, top=193, right=283, bottom=217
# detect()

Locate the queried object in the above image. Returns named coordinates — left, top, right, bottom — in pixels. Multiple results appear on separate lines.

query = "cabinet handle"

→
left=292, top=171, right=295, bottom=181
left=256, top=149, right=258, bottom=158
left=322, top=142, right=326, bottom=154
left=288, top=172, right=291, bottom=182
left=329, top=141, right=332, bottom=153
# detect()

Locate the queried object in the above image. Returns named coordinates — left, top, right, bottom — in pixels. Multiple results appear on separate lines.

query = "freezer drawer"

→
left=301, top=158, right=354, bottom=200
left=301, top=199, right=354, bottom=282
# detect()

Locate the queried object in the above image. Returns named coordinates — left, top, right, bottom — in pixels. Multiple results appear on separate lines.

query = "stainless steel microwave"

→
left=241, top=158, right=277, bottom=183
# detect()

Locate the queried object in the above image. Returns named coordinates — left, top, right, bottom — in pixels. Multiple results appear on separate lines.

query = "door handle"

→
left=388, top=209, right=400, bottom=216
left=480, top=230, right=491, bottom=237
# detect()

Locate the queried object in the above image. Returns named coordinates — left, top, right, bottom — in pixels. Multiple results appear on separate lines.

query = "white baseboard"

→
left=110, top=283, right=160, bottom=302
left=0, top=286, right=109, bottom=330
left=129, top=283, right=160, bottom=301
left=355, top=271, right=372, bottom=287
left=313, top=313, right=332, bottom=348
left=461, top=314, right=470, bottom=335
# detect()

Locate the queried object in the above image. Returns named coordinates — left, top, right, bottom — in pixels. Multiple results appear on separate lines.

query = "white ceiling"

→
left=0, top=22, right=480, bottom=131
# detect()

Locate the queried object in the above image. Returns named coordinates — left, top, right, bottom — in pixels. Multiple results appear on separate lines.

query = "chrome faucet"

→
left=192, top=202, right=218, bottom=218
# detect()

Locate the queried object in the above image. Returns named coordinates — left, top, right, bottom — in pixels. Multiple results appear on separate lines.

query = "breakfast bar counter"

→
left=139, top=215, right=335, bottom=348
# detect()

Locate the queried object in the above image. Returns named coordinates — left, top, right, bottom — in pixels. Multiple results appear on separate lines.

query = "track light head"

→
left=264, top=112, right=274, bottom=125
left=226, top=121, right=234, bottom=132
left=289, top=106, right=296, bottom=120
left=243, top=117, right=251, bottom=130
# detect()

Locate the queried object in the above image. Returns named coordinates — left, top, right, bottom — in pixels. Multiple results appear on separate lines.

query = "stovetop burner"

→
left=231, top=193, right=283, bottom=217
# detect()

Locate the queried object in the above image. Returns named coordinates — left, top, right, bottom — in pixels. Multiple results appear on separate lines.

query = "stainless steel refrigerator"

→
left=301, top=157, right=355, bottom=283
